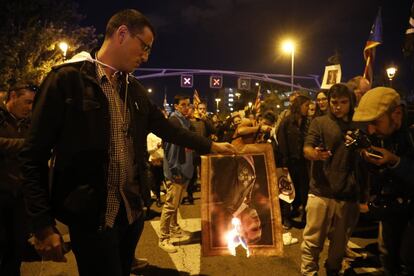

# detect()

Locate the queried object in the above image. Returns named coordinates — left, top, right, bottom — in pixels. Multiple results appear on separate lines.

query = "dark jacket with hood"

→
left=20, top=52, right=212, bottom=232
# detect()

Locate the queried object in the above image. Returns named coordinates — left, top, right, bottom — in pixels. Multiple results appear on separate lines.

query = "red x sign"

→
left=210, top=75, right=223, bottom=88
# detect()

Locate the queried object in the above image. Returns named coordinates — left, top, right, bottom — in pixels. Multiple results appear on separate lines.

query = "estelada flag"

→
left=193, top=89, right=201, bottom=108
left=254, top=85, right=262, bottom=114
left=403, top=1, right=414, bottom=59
left=363, top=8, right=382, bottom=84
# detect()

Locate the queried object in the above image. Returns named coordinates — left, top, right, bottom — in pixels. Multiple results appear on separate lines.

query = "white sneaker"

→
left=282, top=232, right=298, bottom=246
left=159, top=239, right=177, bottom=253
left=170, top=228, right=191, bottom=241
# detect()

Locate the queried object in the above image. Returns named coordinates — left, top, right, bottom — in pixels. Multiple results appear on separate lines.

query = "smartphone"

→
left=366, top=151, right=383, bottom=159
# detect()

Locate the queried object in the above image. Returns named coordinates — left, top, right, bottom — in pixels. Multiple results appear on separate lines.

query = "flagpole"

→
left=363, top=55, right=371, bottom=79
left=291, top=47, right=295, bottom=93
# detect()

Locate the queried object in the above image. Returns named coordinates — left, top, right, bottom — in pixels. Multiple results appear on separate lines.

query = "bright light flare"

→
left=282, top=40, right=295, bottom=54
left=225, top=217, right=250, bottom=257
left=59, top=42, right=69, bottom=57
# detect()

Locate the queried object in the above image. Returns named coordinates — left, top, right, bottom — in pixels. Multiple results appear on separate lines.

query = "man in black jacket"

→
left=1, top=84, right=36, bottom=276
left=20, top=9, right=234, bottom=276
left=353, top=87, right=414, bottom=276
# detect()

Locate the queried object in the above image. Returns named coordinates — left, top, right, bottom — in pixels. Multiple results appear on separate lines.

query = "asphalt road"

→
left=21, top=191, right=383, bottom=276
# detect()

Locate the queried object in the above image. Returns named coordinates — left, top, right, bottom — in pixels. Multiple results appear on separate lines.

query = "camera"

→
left=345, top=129, right=371, bottom=149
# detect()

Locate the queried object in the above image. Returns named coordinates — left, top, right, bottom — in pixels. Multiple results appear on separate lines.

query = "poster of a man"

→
left=201, top=144, right=282, bottom=256
left=327, top=70, right=338, bottom=85
left=321, top=64, right=342, bottom=89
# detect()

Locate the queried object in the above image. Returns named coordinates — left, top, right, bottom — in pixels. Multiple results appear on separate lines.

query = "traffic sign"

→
left=210, top=75, right=223, bottom=88
left=181, top=74, right=194, bottom=88
left=238, top=77, right=251, bottom=90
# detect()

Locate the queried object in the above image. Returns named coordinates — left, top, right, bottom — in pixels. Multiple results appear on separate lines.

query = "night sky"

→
left=75, top=0, right=412, bottom=106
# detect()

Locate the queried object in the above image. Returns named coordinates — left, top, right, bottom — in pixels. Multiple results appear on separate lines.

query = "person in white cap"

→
left=353, top=86, right=414, bottom=276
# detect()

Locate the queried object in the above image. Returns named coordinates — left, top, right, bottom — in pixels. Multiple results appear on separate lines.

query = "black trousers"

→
left=68, top=206, right=144, bottom=276
left=150, top=164, right=164, bottom=199
left=0, top=193, right=29, bottom=276
left=380, top=213, right=414, bottom=276
left=288, top=159, right=309, bottom=211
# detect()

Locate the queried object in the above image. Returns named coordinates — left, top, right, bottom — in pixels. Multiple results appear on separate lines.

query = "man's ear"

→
left=9, top=91, right=17, bottom=101
left=116, top=25, right=129, bottom=44
left=391, top=105, right=403, bottom=124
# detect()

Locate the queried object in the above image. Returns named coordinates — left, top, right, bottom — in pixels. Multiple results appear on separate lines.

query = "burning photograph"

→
left=201, top=144, right=283, bottom=257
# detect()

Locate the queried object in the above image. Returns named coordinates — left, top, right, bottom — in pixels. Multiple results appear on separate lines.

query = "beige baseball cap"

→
left=353, top=87, right=400, bottom=122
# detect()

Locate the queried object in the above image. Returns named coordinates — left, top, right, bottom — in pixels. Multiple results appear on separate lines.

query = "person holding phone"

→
left=301, top=84, right=361, bottom=276
left=353, top=87, right=414, bottom=276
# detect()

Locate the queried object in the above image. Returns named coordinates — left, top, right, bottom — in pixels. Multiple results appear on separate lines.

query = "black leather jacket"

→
left=20, top=59, right=211, bottom=232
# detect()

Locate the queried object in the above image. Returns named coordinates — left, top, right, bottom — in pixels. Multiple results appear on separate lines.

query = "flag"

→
left=254, top=85, right=262, bottom=114
left=193, top=89, right=201, bottom=108
left=363, top=8, right=382, bottom=84
left=403, top=1, right=414, bottom=59
left=163, top=92, right=168, bottom=108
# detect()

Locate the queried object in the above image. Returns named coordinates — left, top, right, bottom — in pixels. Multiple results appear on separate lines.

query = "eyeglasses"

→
left=316, top=97, right=328, bottom=102
left=134, top=34, right=152, bottom=54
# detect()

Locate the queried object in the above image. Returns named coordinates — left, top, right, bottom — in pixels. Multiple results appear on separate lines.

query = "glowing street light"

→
left=235, top=92, right=241, bottom=99
left=147, top=88, right=153, bottom=93
left=282, top=40, right=295, bottom=93
left=215, top=98, right=221, bottom=112
left=59, top=42, right=69, bottom=60
left=386, top=66, right=397, bottom=87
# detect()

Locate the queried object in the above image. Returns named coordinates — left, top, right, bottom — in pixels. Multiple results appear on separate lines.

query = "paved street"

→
left=21, top=191, right=383, bottom=276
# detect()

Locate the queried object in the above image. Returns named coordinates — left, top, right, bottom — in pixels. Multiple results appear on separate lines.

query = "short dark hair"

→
left=6, top=83, right=38, bottom=102
left=261, top=110, right=276, bottom=124
left=173, top=94, right=190, bottom=105
left=328, top=83, right=356, bottom=119
left=105, top=9, right=155, bottom=39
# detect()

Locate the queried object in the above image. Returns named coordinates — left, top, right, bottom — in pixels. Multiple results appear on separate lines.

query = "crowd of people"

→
left=1, top=8, right=413, bottom=276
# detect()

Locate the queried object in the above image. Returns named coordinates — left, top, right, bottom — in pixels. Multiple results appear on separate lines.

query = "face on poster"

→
left=201, top=144, right=283, bottom=257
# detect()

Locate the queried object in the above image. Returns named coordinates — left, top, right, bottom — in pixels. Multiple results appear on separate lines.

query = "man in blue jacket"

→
left=20, top=9, right=234, bottom=276
left=159, top=94, right=195, bottom=253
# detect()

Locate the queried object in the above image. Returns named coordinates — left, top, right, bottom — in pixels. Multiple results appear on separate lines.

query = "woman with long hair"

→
left=276, top=95, right=311, bottom=228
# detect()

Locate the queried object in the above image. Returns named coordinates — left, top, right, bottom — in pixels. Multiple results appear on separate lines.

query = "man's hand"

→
left=312, top=147, right=332, bottom=160
left=259, top=124, right=273, bottom=133
left=31, top=226, right=67, bottom=262
left=211, top=142, right=236, bottom=154
left=239, top=207, right=262, bottom=244
left=361, top=146, right=400, bottom=167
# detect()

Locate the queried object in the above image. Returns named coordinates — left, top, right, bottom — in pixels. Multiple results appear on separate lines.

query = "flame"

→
left=225, top=217, right=250, bottom=257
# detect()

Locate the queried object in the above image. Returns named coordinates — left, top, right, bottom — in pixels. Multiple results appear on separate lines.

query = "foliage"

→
left=261, top=93, right=283, bottom=115
left=0, top=0, right=101, bottom=90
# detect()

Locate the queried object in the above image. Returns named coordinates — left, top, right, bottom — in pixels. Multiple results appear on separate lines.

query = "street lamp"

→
left=235, top=92, right=241, bottom=99
left=386, top=66, right=397, bottom=87
left=282, top=40, right=295, bottom=93
left=147, top=88, right=153, bottom=93
left=215, top=98, right=221, bottom=112
left=59, top=42, right=69, bottom=61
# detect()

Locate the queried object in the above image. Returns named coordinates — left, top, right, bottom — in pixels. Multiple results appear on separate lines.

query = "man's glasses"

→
left=134, top=34, right=152, bottom=54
